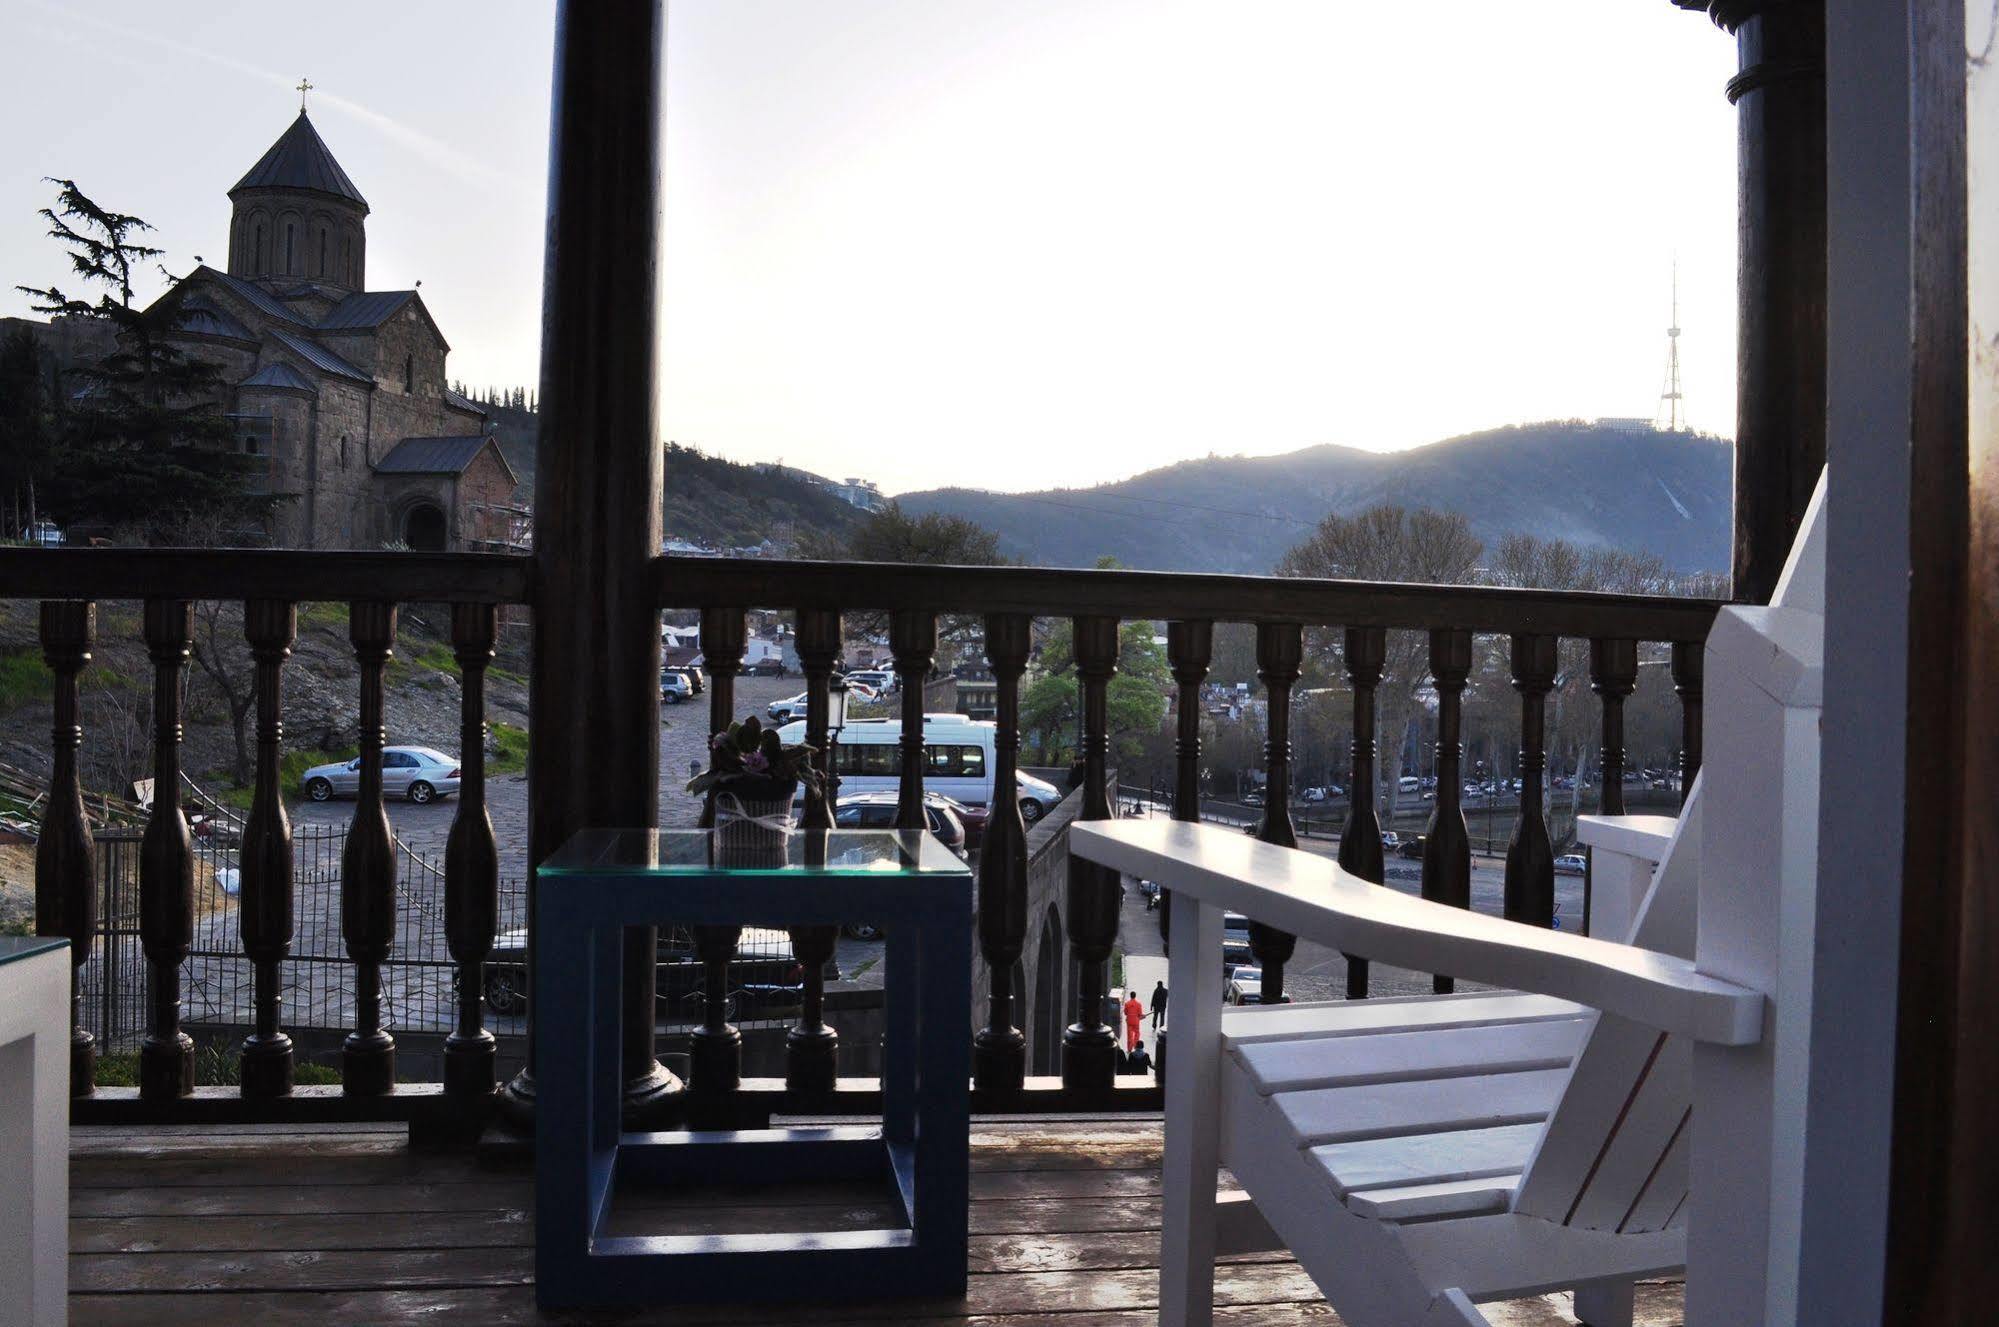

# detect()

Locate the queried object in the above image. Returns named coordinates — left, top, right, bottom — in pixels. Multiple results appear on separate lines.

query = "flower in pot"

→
left=687, top=716, right=823, bottom=828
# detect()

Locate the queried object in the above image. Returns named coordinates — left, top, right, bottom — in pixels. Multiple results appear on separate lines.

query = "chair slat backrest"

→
left=1513, top=469, right=1825, bottom=1233
left=1511, top=793, right=1701, bottom=1231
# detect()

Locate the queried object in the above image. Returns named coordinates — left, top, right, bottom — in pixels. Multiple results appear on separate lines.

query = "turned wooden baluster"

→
left=139, top=600, right=196, bottom=1100
left=1062, top=616, right=1120, bottom=1092
left=786, top=607, right=843, bottom=1096
left=689, top=607, right=747, bottom=1104
left=36, top=601, right=97, bottom=1097
left=1248, top=623, right=1303, bottom=1005
left=1504, top=633, right=1558, bottom=927
left=891, top=610, right=936, bottom=831
left=1673, top=639, right=1703, bottom=805
left=1588, top=638, right=1638, bottom=938
left=1160, top=621, right=1214, bottom=953
left=973, top=612, right=1032, bottom=1095
left=342, top=602, right=399, bottom=1095
left=239, top=600, right=297, bottom=1098
left=1336, top=626, right=1387, bottom=998
left=1421, top=628, right=1472, bottom=994
left=444, top=603, right=500, bottom=1104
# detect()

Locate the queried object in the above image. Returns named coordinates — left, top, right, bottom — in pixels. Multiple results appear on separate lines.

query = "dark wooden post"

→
left=1421, top=628, right=1473, bottom=994
left=139, top=599, right=196, bottom=1100
left=1162, top=621, right=1214, bottom=952
left=786, top=607, right=843, bottom=1096
left=1588, top=638, right=1639, bottom=940
left=1337, top=626, right=1387, bottom=998
left=444, top=602, right=500, bottom=1105
left=1504, top=634, right=1558, bottom=927
left=973, top=612, right=1031, bottom=1095
left=1249, top=623, right=1302, bottom=1004
left=688, top=607, right=746, bottom=1109
left=891, top=610, right=936, bottom=831
left=342, top=601, right=398, bottom=1096
left=239, top=599, right=297, bottom=1098
left=1673, top=640, right=1704, bottom=803
left=1680, top=0, right=1827, bottom=602
left=36, top=601, right=97, bottom=1097
left=515, top=0, right=671, bottom=1126
left=1062, top=616, right=1120, bottom=1093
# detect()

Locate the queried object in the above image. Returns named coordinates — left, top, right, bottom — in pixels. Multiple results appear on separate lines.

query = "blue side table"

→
left=533, top=828, right=973, bottom=1310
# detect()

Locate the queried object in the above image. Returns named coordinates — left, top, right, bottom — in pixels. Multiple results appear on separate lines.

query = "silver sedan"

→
left=301, top=746, right=462, bottom=804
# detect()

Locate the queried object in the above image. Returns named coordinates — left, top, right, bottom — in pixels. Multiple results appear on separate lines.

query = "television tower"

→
left=1654, top=258, right=1685, bottom=433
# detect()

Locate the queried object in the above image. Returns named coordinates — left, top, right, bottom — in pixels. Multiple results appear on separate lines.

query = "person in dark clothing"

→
left=1124, top=1040, right=1152, bottom=1075
left=1150, top=980, right=1167, bottom=1032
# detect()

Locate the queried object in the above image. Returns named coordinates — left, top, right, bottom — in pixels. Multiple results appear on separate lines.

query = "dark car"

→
left=748, top=656, right=788, bottom=676
left=481, top=924, right=808, bottom=1018
left=1396, top=834, right=1426, bottom=860
left=832, top=792, right=967, bottom=940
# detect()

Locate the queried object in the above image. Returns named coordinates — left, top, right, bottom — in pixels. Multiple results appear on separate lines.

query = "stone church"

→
left=147, top=109, right=521, bottom=550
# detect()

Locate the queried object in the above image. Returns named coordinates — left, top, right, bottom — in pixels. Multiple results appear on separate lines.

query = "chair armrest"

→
left=1073, top=820, right=1762, bottom=1045
left=1575, top=813, right=1678, bottom=864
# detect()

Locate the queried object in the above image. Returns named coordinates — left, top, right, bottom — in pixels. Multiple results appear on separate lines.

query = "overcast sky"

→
left=2, top=1, right=1738, bottom=494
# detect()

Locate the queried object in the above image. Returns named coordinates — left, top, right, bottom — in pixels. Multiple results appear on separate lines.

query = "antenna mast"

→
left=1655, top=258, right=1684, bottom=432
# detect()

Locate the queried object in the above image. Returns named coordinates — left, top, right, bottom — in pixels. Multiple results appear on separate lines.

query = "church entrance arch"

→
left=402, top=501, right=447, bottom=551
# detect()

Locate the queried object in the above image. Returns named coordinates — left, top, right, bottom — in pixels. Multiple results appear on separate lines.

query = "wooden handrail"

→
left=0, top=549, right=530, bottom=603
left=656, top=555, right=1722, bottom=640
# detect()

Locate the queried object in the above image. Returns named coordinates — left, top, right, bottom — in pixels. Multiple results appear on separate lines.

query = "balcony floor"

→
left=69, top=1120, right=1686, bottom=1324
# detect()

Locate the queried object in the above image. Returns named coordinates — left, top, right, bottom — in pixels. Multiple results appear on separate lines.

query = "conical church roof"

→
left=231, top=111, right=368, bottom=211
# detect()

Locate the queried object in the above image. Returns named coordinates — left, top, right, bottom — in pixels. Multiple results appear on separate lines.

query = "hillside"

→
left=897, top=422, right=1731, bottom=574
left=659, top=443, right=864, bottom=551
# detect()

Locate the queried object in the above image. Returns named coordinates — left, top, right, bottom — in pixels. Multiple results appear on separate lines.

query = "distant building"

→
left=17, top=108, right=520, bottom=550
left=1596, top=416, right=1657, bottom=434
left=830, top=477, right=887, bottom=511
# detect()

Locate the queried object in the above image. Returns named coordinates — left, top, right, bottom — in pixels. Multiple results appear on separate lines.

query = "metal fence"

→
left=77, top=787, right=801, bottom=1051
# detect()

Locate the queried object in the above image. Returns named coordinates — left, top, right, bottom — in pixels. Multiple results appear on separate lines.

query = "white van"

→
left=777, top=714, right=1063, bottom=822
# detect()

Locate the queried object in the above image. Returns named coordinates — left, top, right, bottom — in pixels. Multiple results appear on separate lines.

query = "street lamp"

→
left=826, top=674, right=850, bottom=806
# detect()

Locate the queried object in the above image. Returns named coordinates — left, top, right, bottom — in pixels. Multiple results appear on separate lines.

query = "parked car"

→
left=665, top=665, right=704, bottom=694
left=1380, top=830, right=1402, bottom=851
left=1396, top=835, right=1425, bottom=860
left=931, top=792, right=988, bottom=850
left=1225, top=965, right=1265, bottom=1006
left=832, top=791, right=967, bottom=856
left=1241, top=789, right=1265, bottom=807
left=747, top=656, right=788, bottom=676
left=24, top=519, right=63, bottom=547
left=301, top=746, right=460, bottom=804
left=846, top=668, right=895, bottom=694
left=1301, top=787, right=1329, bottom=804
left=482, top=924, right=806, bottom=1018
left=767, top=692, right=808, bottom=723
left=1555, top=853, right=1588, bottom=875
left=660, top=671, right=695, bottom=705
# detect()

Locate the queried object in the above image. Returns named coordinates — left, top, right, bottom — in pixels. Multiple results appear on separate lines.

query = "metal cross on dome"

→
left=297, top=77, right=313, bottom=112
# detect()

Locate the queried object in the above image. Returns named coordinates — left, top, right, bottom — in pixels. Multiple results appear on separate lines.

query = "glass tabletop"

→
left=540, top=828, right=970, bottom=877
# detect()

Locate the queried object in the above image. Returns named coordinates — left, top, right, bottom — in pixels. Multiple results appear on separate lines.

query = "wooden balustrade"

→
left=1336, top=626, right=1386, bottom=998
left=342, top=602, right=399, bottom=1096
left=4, top=544, right=1718, bottom=1129
left=36, top=601, right=97, bottom=1097
left=239, top=600, right=297, bottom=1098
left=690, top=606, right=748, bottom=1111
left=444, top=602, right=500, bottom=1105
left=1248, top=623, right=1302, bottom=1004
left=1422, top=629, right=1473, bottom=993
left=1063, top=616, right=1121, bottom=1093
left=139, top=600, right=196, bottom=1101
left=973, top=613, right=1032, bottom=1094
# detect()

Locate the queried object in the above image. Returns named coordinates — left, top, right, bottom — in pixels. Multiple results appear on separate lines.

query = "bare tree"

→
left=1275, top=506, right=1483, bottom=825
left=188, top=598, right=255, bottom=787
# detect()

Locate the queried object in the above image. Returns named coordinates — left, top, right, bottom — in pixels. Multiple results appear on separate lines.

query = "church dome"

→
left=231, top=110, right=369, bottom=210
left=227, top=110, right=368, bottom=291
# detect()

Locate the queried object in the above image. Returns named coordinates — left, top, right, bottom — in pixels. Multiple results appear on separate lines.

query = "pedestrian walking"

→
left=1123, top=988, right=1144, bottom=1052
left=1150, top=980, right=1167, bottom=1032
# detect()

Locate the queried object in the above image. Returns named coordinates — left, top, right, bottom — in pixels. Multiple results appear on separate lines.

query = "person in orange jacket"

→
left=1123, top=988, right=1144, bottom=1052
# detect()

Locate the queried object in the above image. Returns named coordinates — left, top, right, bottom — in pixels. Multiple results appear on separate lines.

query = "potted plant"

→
left=686, top=717, right=823, bottom=846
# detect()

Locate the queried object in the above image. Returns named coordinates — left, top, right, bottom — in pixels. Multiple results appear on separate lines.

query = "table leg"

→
left=883, top=922, right=919, bottom=1145
left=913, top=907, right=971, bottom=1290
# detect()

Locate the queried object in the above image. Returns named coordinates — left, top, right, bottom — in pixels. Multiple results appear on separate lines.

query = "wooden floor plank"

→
left=67, top=1120, right=1684, bottom=1326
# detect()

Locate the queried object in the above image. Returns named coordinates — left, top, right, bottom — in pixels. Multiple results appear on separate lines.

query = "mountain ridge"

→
left=895, top=421, right=1731, bottom=574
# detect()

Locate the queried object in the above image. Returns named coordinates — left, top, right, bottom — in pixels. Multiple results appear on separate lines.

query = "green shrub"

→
left=410, top=643, right=461, bottom=677
left=0, top=649, right=52, bottom=709
left=489, top=722, right=529, bottom=774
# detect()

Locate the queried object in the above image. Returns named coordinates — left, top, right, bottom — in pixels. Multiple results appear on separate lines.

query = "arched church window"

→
left=285, top=223, right=294, bottom=274
left=318, top=230, right=327, bottom=277
left=256, top=224, right=266, bottom=271
left=404, top=354, right=414, bottom=393
left=341, top=435, right=350, bottom=466
left=243, top=435, right=259, bottom=456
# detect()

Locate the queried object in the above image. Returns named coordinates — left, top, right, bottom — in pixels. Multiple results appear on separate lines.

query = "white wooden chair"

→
left=1073, top=489, right=1826, bottom=1327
